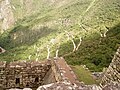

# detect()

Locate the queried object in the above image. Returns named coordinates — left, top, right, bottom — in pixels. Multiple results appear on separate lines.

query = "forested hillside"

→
left=0, top=0, right=120, bottom=72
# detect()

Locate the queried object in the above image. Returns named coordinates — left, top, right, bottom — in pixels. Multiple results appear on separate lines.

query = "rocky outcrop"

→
left=0, top=0, right=15, bottom=33
left=101, top=47, right=120, bottom=87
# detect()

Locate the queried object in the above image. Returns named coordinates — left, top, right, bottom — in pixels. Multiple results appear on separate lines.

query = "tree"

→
left=99, top=25, right=109, bottom=38
left=47, top=45, right=50, bottom=59
left=50, top=38, right=61, bottom=58
left=28, top=55, right=32, bottom=60
left=76, top=37, right=82, bottom=51
left=55, top=45, right=60, bottom=58
left=35, top=47, right=40, bottom=61
left=65, top=31, right=76, bottom=52
left=65, top=30, right=84, bottom=52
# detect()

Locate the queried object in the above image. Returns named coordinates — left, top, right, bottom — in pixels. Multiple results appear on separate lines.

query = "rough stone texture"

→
left=53, top=57, right=78, bottom=84
left=0, top=49, right=120, bottom=90
left=0, top=0, right=15, bottom=33
left=9, top=88, right=32, bottom=90
left=0, top=60, right=52, bottom=89
left=103, top=82, right=120, bottom=90
left=4, top=82, right=120, bottom=90
left=37, top=81, right=120, bottom=90
left=42, top=66, right=57, bottom=85
left=101, top=47, right=120, bottom=87
left=36, top=57, right=120, bottom=90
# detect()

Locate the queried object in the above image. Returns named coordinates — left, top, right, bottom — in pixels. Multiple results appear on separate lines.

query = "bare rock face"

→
left=101, top=47, right=120, bottom=87
left=0, top=0, right=15, bottom=33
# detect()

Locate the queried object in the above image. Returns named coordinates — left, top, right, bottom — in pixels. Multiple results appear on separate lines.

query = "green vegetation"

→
left=63, top=24, right=120, bottom=71
left=71, top=65, right=97, bottom=85
left=0, top=0, right=120, bottom=73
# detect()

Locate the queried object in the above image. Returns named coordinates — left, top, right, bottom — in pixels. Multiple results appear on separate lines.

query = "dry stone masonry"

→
left=101, top=47, right=120, bottom=87
left=0, top=60, right=52, bottom=89
left=53, top=57, right=78, bottom=84
left=37, top=57, right=120, bottom=90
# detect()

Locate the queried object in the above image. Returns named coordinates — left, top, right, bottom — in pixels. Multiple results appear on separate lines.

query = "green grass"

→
left=71, top=65, right=98, bottom=85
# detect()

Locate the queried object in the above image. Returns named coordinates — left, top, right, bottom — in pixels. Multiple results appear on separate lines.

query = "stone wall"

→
left=53, top=57, right=78, bottom=84
left=0, top=52, right=120, bottom=90
left=0, top=57, right=80, bottom=89
left=101, top=47, right=120, bottom=86
left=41, top=57, right=78, bottom=85
left=37, top=81, right=120, bottom=90
left=37, top=57, right=120, bottom=90
left=0, top=60, right=53, bottom=89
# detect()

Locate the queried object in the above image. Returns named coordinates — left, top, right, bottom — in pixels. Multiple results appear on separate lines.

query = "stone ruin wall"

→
left=42, top=57, right=78, bottom=85
left=101, top=47, right=120, bottom=86
left=37, top=56, right=120, bottom=90
left=0, top=60, right=54, bottom=89
left=37, top=48, right=120, bottom=90
left=0, top=46, right=120, bottom=90
left=0, top=57, right=80, bottom=90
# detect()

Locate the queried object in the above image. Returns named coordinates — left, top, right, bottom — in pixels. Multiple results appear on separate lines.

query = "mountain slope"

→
left=0, top=0, right=120, bottom=71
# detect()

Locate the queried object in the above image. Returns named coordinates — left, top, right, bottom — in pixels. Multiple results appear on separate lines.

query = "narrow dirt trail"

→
left=83, top=0, right=96, bottom=15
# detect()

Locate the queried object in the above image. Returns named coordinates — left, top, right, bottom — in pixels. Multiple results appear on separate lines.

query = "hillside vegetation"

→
left=0, top=0, right=120, bottom=72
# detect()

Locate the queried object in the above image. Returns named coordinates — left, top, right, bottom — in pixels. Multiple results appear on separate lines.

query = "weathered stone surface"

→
left=37, top=57, right=120, bottom=90
left=1, top=47, right=120, bottom=90
left=53, top=57, right=78, bottom=84
left=103, top=82, right=120, bottom=90
left=37, top=81, right=120, bottom=90
left=0, top=60, right=52, bottom=89
left=8, top=88, right=32, bottom=90
left=101, top=47, right=120, bottom=86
